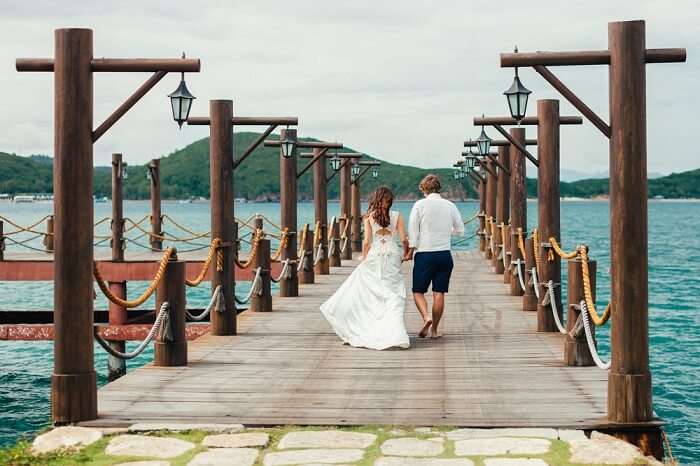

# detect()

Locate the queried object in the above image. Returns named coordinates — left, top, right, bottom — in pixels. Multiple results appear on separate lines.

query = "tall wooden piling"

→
left=45, top=216, right=54, bottom=252
left=299, top=225, right=315, bottom=284
left=494, top=146, right=510, bottom=274
left=0, top=221, right=4, bottom=261
left=536, top=100, right=563, bottom=331
left=502, top=224, right=511, bottom=285
left=339, top=160, right=352, bottom=260
left=351, top=178, right=362, bottom=253
left=509, top=128, right=526, bottom=296
left=250, top=238, right=272, bottom=312
left=329, top=218, right=341, bottom=267
left=565, top=257, right=596, bottom=366
left=478, top=180, right=486, bottom=252
left=312, top=149, right=330, bottom=275
left=148, top=159, right=162, bottom=251
left=154, top=251, right=187, bottom=366
left=51, top=28, right=97, bottom=423
left=485, top=159, right=497, bottom=260
left=523, top=237, right=538, bottom=311
left=209, top=100, right=236, bottom=335
left=108, top=153, right=127, bottom=380
left=279, top=127, right=299, bottom=297
left=608, top=20, right=652, bottom=422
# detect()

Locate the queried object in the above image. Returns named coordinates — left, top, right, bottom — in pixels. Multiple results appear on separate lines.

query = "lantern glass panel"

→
left=281, top=137, right=295, bottom=158
left=476, top=127, right=491, bottom=155
left=331, top=157, right=341, bottom=171
left=352, top=165, right=361, bottom=177
left=168, top=78, right=196, bottom=127
left=372, top=167, right=379, bottom=178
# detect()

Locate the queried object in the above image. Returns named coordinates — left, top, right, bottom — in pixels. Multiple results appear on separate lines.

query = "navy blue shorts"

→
left=412, top=251, right=454, bottom=294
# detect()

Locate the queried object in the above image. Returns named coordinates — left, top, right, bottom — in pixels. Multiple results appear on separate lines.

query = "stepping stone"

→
left=106, top=435, right=195, bottom=459
left=447, top=428, right=558, bottom=441
left=129, top=423, right=243, bottom=433
left=557, top=429, right=587, bottom=441
left=454, top=437, right=551, bottom=456
left=483, top=460, right=548, bottom=466
left=263, top=448, right=365, bottom=465
left=381, top=437, right=445, bottom=456
left=32, top=426, right=103, bottom=454
left=569, top=432, right=654, bottom=465
left=188, top=448, right=259, bottom=466
left=278, top=431, right=376, bottom=449
left=202, top=433, right=269, bottom=448
left=376, top=459, right=475, bottom=466
left=115, top=462, right=171, bottom=466
left=414, top=427, right=434, bottom=434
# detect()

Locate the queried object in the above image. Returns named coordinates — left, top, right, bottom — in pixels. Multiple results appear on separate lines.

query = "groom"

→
left=404, top=174, right=464, bottom=338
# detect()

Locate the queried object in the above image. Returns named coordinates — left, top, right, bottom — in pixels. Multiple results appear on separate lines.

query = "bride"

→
left=320, top=186, right=410, bottom=350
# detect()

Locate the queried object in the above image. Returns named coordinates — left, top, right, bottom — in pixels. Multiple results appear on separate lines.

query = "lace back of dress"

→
left=371, top=211, right=398, bottom=238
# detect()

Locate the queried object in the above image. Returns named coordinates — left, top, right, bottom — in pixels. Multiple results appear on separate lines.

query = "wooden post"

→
left=478, top=180, right=486, bottom=252
left=107, top=156, right=127, bottom=380
left=522, top=237, right=538, bottom=311
left=509, top=128, right=526, bottom=297
left=299, top=225, right=315, bottom=284
left=565, top=256, right=596, bottom=366
left=339, top=160, right=352, bottom=260
left=209, top=100, right=236, bottom=335
left=51, top=28, right=97, bottom=423
left=45, top=216, right=55, bottom=252
left=250, top=238, right=272, bottom=312
left=503, top=224, right=512, bottom=285
left=148, top=158, right=162, bottom=251
left=608, top=20, right=652, bottom=423
left=494, top=146, right=510, bottom=273
left=279, top=127, right=299, bottom=297
left=536, top=99, right=563, bottom=331
left=329, top=218, right=341, bottom=267
left=484, top=159, right=497, bottom=260
left=154, top=251, right=187, bottom=366
left=351, top=179, right=362, bottom=253
left=0, top=221, right=4, bottom=261
left=312, top=149, right=330, bottom=274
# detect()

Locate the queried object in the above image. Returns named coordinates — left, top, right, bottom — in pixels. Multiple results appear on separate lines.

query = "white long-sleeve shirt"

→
left=408, top=193, right=464, bottom=252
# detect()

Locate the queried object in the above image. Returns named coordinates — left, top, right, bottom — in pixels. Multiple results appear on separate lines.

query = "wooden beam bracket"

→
left=297, top=148, right=329, bottom=179
left=492, top=124, right=539, bottom=167
left=234, top=124, right=278, bottom=169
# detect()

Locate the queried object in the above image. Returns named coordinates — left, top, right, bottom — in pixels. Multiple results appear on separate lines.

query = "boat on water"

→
left=94, top=196, right=109, bottom=203
left=235, top=197, right=248, bottom=204
left=12, top=195, right=35, bottom=203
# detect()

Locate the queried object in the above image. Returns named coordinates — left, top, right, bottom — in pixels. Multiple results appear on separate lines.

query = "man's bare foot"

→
left=430, top=325, right=443, bottom=339
left=419, top=319, right=433, bottom=338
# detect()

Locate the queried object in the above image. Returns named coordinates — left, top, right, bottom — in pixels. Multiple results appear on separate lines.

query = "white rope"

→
left=513, top=260, right=526, bottom=292
left=313, top=242, right=324, bottom=265
left=339, top=236, right=349, bottom=254
left=328, top=239, right=337, bottom=257
left=502, top=245, right=508, bottom=269
left=186, top=285, right=223, bottom=321
left=235, top=267, right=263, bottom=304
left=94, top=302, right=170, bottom=360
left=271, top=259, right=291, bottom=283
left=296, top=250, right=306, bottom=272
left=580, top=300, right=611, bottom=370
left=542, top=280, right=567, bottom=334
left=531, top=267, right=540, bottom=300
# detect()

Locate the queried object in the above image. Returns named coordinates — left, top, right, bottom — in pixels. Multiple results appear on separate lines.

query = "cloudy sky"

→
left=0, top=1, right=696, bottom=175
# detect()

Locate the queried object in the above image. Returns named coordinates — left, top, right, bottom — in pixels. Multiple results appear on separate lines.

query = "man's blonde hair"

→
left=419, top=174, right=441, bottom=194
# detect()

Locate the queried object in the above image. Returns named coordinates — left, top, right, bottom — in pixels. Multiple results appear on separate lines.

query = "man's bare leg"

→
left=431, top=292, right=445, bottom=338
left=413, top=292, right=432, bottom=338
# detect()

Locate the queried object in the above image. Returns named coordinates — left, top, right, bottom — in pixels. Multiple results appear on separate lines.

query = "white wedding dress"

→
left=320, top=210, right=410, bottom=350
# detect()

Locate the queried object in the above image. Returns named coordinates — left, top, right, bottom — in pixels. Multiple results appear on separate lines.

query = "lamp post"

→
left=503, top=48, right=532, bottom=123
left=16, top=28, right=200, bottom=423
left=168, top=55, right=196, bottom=128
left=500, top=20, right=686, bottom=432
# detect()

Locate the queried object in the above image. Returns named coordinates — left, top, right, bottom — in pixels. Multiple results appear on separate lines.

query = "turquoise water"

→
left=0, top=199, right=698, bottom=464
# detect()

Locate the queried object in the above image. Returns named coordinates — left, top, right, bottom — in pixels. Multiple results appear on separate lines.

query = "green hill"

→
left=1, top=132, right=699, bottom=200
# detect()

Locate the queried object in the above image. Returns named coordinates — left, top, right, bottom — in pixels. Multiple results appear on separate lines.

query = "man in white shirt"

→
left=405, top=174, right=464, bottom=338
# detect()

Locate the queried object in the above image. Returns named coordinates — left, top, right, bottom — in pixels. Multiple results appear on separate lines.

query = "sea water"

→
left=0, top=200, right=698, bottom=463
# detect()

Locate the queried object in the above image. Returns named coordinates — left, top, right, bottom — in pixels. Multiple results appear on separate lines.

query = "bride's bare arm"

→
left=397, top=213, right=410, bottom=259
left=361, top=216, right=373, bottom=260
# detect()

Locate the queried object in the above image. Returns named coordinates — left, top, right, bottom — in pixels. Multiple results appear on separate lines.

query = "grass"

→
left=0, top=425, right=670, bottom=466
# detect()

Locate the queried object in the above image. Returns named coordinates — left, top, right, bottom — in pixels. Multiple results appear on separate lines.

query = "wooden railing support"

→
left=522, top=237, right=538, bottom=312
left=299, top=226, right=315, bottom=285
left=0, top=221, right=4, bottom=261
left=148, top=158, right=162, bottom=251
left=495, top=145, right=510, bottom=273
left=484, top=159, right=497, bottom=260
left=329, top=218, right=341, bottom=267
left=44, top=215, right=54, bottom=252
left=351, top=180, right=362, bottom=253
left=478, top=181, right=486, bottom=252
left=340, top=160, right=353, bottom=260
left=279, top=127, right=299, bottom=297
left=154, top=252, right=187, bottom=366
left=250, top=238, right=272, bottom=312
left=312, top=149, right=330, bottom=275
left=503, top=225, right=513, bottom=286
left=509, top=128, right=526, bottom=297
left=565, top=257, right=596, bottom=366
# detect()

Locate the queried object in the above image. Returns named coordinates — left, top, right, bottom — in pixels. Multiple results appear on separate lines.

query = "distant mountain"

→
left=560, top=168, right=665, bottom=182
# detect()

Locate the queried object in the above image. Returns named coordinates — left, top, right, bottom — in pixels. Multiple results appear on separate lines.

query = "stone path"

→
left=30, top=425, right=666, bottom=465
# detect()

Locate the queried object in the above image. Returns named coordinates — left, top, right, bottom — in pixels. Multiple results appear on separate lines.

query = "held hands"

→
left=402, top=246, right=415, bottom=263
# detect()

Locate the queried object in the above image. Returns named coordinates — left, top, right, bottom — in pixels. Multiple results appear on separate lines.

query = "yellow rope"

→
left=123, top=215, right=150, bottom=233
left=162, top=214, right=211, bottom=239
left=499, top=223, right=506, bottom=250
left=236, top=229, right=263, bottom=269
left=313, top=221, right=322, bottom=248
left=256, top=214, right=283, bottom=232
left=516, top=227, right=527, bottom=259
left=580, top=247, right=612, bottom=326
left=271, top=228, right=290, bottom=262
left=532, top=229, right=542, bottom=274
left=340, top=218, right=351, bottom=239
left=297, top=223, right=309, bottom=256
left=93, top=217, right=111, bottom=228
left=549, top=237, right=578, bottom=260
left=0, top=215, right=52, bottom=236
left=94, top=248, right=173, bottom=308
left=185, top=238, right=221, bottom=287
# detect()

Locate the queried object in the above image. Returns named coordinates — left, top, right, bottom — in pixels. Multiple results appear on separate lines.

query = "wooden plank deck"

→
left=85, top=251, right=612, bottom=428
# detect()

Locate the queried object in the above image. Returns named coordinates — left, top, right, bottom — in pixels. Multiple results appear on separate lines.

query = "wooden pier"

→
left=84, top=251, right=623, bottom=429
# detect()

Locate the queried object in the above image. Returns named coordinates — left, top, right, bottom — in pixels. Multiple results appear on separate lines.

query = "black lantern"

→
left=465, top=155, right=477, bottom=170
left=330, top=153, right=341, bottom=171
left=476, top=121, right=492, bottom=156
left=121, top=161, right=129, bottom=180
left=168, top=54, right=196, bottom=128
left=504, top=47, right=532, bottom=122
left=371, top=166, right=379, bottom=179
left=351, top=163, right=361, bottom=177
left=280, top=129, right=296, bottom=159
left=453, top=168, right=460, bottom=180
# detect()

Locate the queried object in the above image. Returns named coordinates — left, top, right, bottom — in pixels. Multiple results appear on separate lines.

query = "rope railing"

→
left=580, top=247, right=612, bottom=326
left=313, top=241, right=325, bottom=265
left=580, top=300, right=611, bottom=369
left=161, top=214, right=211, bottom=239
left=94, top=302, right=171, bottom=360
left=312, top=221, right=322, bottom=247
left=94, top=248, right=173, bottom=308
left=185, top=238, right=222, bottom=287
left=499, top=223, right=508, bottom=269
left=235, top=229, right=263, bottom=269
left=513, top=259, right=527, bottom=292
left=235, top=267, right=263, bottom=304
left=530, top=267, right=541, bottom=300
left=0, top=215, right=52, bottom=237
left=270, top=228, right=290, bottom=263
left=463, top=211, right=480, bottom=225
left=516, top=227, right=527, bottom=260
left=297, top=223, right=309, bottom=258
left=123, top=215, right=150, bottom=233
left=549, top=237, right=579, bottom=260
left=271, top=259, right=292, bottom=283
left=541, top=280, right=567, bottom=334
left=186, top=286, right=223, bottom=321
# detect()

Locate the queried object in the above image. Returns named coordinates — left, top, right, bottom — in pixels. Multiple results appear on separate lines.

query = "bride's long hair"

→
left=367, top=186, right=394, bottom=228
